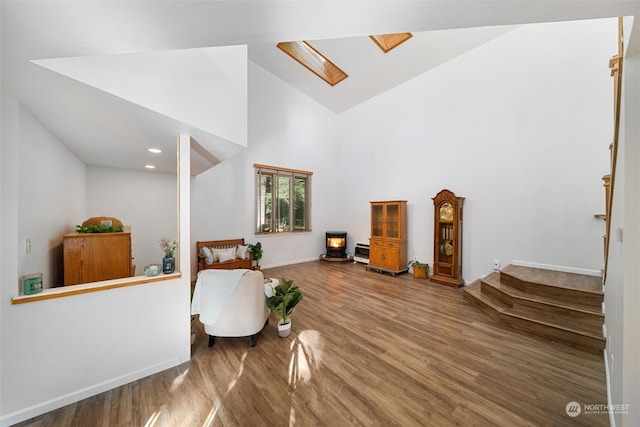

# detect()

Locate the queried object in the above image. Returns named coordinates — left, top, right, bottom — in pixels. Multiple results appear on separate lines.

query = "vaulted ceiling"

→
left=2, top=1, right=638, bottom=174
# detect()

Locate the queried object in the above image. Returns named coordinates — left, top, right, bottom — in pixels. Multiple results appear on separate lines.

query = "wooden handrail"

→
left=603, top=17, right=624, bottom=283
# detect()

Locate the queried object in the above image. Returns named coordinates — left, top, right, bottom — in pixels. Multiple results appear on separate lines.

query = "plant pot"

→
left=162, top=256, right=175, bottom=274
left=278, top=319, right=292, bottom=337
left=413, top=266, right=428, bottom=279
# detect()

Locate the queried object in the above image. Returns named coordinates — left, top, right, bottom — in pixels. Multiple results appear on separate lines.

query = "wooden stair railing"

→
left=603, top=17, right=624, bottom=283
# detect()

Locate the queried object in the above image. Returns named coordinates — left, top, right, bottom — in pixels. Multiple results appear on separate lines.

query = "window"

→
left=276, top=41, right=349, bottom=86
left=369, top=33, right=413, bottom=53
left=276, top=33, right=413, bottom=86
left=255, top=164, right=312, bottom=234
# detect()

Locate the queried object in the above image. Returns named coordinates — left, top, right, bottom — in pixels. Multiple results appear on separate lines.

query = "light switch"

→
left=615, top=227, right=623, bottom=242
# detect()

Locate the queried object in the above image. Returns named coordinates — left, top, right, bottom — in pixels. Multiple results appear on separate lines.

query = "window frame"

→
left=254, top=164, right=312, bottom=234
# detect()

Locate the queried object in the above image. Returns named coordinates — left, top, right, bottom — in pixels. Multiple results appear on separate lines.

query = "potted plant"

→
left=265, top=277, right=303, bottom=337
left=159, top=236, right=178, bottom=274
left=249, top=242, right=263, bottom=270
left=408, top=259, right=429, bottom=279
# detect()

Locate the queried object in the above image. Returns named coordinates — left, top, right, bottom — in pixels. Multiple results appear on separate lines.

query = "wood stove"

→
left=325, top=231, right=347, bottom=258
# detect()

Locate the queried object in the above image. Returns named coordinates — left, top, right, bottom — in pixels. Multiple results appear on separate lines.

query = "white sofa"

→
left=192, top=269, right=270, bottom=347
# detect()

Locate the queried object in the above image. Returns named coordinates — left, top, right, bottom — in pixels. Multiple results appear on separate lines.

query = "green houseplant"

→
left=75, top=224, right=124, bottom=233
left=408, top=259, right=429, bottom=279
left=159, top=236, right=178, bottom=274
left=249, top=242, right=263, bottom=269
left=265, top=277, right=303, bottom=337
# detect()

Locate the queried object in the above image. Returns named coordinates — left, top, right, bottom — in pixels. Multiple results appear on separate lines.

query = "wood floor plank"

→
left=14, top=261, right=608, bottom=426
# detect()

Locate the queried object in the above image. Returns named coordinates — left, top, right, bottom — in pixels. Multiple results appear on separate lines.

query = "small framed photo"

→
left=22, top=273, right=43, bottom=295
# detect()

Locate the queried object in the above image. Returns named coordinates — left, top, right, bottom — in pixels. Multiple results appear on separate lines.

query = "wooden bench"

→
left=196, top=238, right=253, bottom=272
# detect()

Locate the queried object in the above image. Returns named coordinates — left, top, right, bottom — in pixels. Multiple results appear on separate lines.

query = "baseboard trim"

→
left=512, top=260, right=602, bottom=277
left=0, top=358, right=181, bottom=427
left=604, top=347, right=616, bottom=427
left=262, top=257, right=319, bottom=269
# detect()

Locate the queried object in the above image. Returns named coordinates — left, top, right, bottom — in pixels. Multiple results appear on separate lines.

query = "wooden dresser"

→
left=63, top=231, right=133, bottom=285
left=366, top=200, right=408, bottom=276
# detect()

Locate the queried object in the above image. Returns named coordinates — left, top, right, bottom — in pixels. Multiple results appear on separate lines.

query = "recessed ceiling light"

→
left=145, top=164, right=156, bottom=169
left=148, top=148, right=162, bottom=154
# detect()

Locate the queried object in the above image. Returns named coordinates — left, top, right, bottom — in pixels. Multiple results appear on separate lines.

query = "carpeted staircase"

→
left=464, top=264, right=605, bottom=352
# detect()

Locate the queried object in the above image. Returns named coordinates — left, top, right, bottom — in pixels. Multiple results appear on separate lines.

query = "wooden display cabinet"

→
left=63, top=231, right=133, bottom=285
left=431, top=189, right=464, bottom=287
left=366, top=200, right=408, bottom=276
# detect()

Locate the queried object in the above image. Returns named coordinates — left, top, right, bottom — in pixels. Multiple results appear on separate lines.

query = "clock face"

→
left=439, top=203, right=454, bottom=221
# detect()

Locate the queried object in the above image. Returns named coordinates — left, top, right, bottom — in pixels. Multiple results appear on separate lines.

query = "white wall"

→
left=335, top=19, right=616, bottom=282
left=605, top=76, right=626, bottom=425
left=10, top=100, right=87, bottom=289
left=1, top=99, right=190, bottom=426
left=192, top=19, right=616, bottom=284
left=605, top=16, right=640, bottom=427
left=621, top=50, right=640, bottom=427
left=35, top=45, right=248, bottom=149
left=190, top=61, right=342, bottom=278
left=86, top=166, right=178, bottom=271
left=620, top=51, right=640, bottom=426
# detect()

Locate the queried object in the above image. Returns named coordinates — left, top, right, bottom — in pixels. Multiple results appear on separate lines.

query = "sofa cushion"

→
left=236, top=244, right=249, bottom=260
left=218, top=248, right=236, bottom=263
left=200, top=246, right=214, bottom=265
left=211, top=247, right=230, bottom=262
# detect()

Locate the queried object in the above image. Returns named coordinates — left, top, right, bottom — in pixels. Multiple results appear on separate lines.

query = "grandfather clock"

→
left=431, top=189, right=464, bottom=287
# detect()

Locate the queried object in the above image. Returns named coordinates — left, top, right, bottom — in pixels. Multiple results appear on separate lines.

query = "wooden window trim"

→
left=253, top=164, right=313, bottom=176
left=276, top=41, right=348, bottom=87
left=255, top=164, right=312, bottom=234
left=370, top=33, right=413, bottom=53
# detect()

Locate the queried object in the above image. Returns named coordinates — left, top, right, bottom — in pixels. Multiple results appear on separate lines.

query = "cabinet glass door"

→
left=371, top=204, right=384, bottom=237
left=386, top=204, right=399, bottom=239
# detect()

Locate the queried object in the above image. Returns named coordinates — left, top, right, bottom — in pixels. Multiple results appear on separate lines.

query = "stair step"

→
left=500, top=264, right=603, bottom=308
left=501, top=310, right=605, bottom=352
left=481, top=272, right=604, bottom=330
left=464, top=267, right=606, bottom=353
left=501, top=264, right=603, bottom=291
left=464, top=280, right=507, bottom=322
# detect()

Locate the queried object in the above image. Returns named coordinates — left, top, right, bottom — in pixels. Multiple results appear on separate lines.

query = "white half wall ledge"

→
left=511, top=260, right=603, bottom=277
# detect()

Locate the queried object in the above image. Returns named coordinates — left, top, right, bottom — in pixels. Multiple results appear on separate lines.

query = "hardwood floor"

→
left=16, top=261, right=608, bottom=426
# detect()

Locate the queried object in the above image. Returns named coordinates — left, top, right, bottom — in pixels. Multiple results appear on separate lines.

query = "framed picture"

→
left=22, top=273, right=43, bottom=295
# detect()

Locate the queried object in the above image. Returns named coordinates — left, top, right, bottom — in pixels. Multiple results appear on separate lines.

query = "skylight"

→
left=277, top=41, right=348, bottom=87
left=370, top=33, right=413, bottom=53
